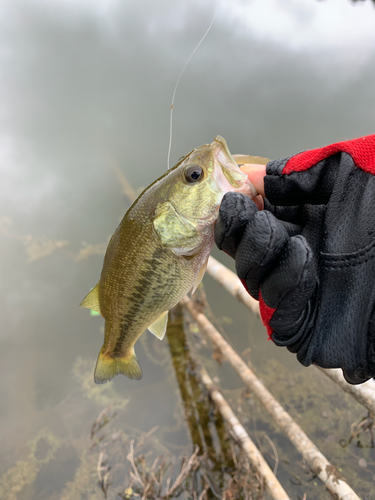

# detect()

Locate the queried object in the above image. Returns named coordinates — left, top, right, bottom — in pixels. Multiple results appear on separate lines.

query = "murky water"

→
left=1, top=0, right=375, bottom=498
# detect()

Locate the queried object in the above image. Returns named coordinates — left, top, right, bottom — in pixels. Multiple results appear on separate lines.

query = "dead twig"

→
left=127, top=440, right=145, bottom=487
left=97, top=451, right=111, bottom=498
left=91, top=405, right=116, bottom=439
left=110, top=158, right=138, bottom=203
left=347, top=413, right=375, bottom=448
left=165, top=446, right=200, bottom=497
left=262, top=432, right=279, bottom=476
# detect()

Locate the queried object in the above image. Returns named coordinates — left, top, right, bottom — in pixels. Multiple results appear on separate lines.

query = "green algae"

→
left=60, top=449, right=103, bottom=500
left=72, top=356, right=129, bottom=409
left=0, top=429, right=61, bottom=500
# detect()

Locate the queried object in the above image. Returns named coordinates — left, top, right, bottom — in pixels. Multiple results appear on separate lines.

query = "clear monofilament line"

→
left=167, top=8, right=219, bottom=170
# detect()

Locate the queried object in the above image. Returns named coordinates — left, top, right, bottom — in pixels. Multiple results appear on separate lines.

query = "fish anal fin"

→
left=80, top=283, right=102, bottom=315
left=148, top=311, right=168, bottom=340
left=191, top=258, right=209, bottom=294
left=94, top=347, right=142, bottom=384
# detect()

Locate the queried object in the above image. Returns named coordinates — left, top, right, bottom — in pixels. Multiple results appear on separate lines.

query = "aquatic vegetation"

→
left=60, top=449, right=104, bottom=500
left=0, top=216, right=69, bottom=262
left=0, top=429, right=61, bottom=500
left=72, top=357, right=129, bottom=409
left=0, top=460, right=39, bottom=500
left=75, top=243, right=107, bottom=262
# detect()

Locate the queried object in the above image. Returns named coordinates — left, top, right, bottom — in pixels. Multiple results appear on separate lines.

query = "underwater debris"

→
left=91, top=406, right=117, bottom=440
left=0, top=216, right=69, bottom=262
left=346, top=413, right=375, bottom=449
left=118, top=439, right=263, bottom=500
left=75, top=242, right=107, bottom=262
left=109, top=159, right=137, bottom=202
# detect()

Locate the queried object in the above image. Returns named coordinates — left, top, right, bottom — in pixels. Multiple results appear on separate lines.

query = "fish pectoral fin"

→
left=153, top=201, right=201, bottom=250
left=80, top=283, right=102, bottom=315
left=148, top=311, right=168, bottom=340
left=191, top=258, right=209, bottom=295
left=94, top=347, right=142, bottom=384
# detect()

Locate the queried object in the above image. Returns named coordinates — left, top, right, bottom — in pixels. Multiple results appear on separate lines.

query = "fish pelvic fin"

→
left=94, top=347, right=143, bottom=384
left=148, top=311, right=168, bottom=340
left=80, top=282, right=102, bottom=315
left=191, top=258, right=209, bottom=295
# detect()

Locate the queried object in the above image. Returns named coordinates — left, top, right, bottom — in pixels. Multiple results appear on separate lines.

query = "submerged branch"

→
left=110, top=159, right=138, bottom=203
left=319, top=368, right=375, bottom=415
left=206, top=256, right=259, bottom=316
left=185, top=331, right=291, bottom=500
left=182, top=295, right=361, bottom=500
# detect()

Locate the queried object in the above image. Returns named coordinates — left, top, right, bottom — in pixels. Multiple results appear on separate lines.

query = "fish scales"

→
left=80, top=136, right=256, bottom=383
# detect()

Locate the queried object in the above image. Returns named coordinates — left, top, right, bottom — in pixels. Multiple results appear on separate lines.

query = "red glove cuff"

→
left=283, top=134, right=375, bottom=175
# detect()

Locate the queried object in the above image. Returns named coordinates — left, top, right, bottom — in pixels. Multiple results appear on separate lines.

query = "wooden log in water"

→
left=182, top=295, right=361, bottom=500
left=206, top=256, right=259, bottom=316
left=319, top=368, right=375, bottom=415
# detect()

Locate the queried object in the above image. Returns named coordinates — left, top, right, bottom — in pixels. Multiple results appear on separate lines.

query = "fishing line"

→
left=167, top=5, right=220, bottom=170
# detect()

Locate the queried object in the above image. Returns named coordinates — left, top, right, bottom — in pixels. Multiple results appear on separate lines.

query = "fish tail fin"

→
left=94, top=347, right=143, bottom=384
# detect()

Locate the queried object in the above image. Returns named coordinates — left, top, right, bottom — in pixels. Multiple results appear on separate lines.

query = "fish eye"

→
left=184, top=164, right=204, bottom=184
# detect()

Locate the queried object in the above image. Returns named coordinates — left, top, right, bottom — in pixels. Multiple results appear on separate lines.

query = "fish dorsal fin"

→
left=148, top=311, right=169, bottom=340
left=80, top=283, right=102, bottom=315
left=191, top=258, right=209, bottom=295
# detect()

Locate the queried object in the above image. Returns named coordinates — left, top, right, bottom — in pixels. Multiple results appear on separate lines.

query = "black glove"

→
left=215, top=134, right=375, bottom=384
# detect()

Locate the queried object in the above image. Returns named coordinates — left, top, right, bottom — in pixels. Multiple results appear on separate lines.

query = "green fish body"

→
left=81, top=136, right=255, bottom=383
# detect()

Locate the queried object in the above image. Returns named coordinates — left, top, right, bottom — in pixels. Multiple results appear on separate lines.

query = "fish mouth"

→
left=213, top=146, right=247, bottom=191
left=213, top=136, right=257, bottom=195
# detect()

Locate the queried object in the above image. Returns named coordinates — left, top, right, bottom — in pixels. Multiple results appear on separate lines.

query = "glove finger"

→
left=235, top=210, right=290, bottom=299
left=264, top=198, right=305, bottom=226
left=215, top=192, right=258, bottom=259
left=261, top=235, right=316, bottom=334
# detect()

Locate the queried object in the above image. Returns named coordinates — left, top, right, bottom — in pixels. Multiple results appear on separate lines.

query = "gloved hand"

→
left=215, top=134, right=375, bottom=384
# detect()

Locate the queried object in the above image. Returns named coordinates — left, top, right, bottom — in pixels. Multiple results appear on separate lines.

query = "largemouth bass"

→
left=81, top=136, right=256, bottom=384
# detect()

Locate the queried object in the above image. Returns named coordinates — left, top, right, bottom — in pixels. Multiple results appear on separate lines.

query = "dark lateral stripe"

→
left=112, top=247, right=172, bottom=356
